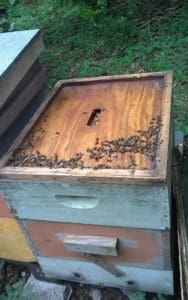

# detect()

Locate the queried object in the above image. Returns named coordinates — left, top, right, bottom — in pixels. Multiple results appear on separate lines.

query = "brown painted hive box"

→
left=0, top=72, right=174, bottom=294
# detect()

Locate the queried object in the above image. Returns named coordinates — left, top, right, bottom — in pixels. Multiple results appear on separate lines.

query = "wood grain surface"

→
left=0, top=72, right=172, bottom=183
left=19, top=77, right=164, bottom=169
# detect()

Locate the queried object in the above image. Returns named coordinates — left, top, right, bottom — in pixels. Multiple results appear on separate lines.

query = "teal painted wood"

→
left=38, top=256, right=174, bottom=295
left=0, top=180, right=170, bottom=230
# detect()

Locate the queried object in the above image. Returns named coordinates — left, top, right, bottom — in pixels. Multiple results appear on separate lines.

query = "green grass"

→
left=1, top=0, right=188, bottom=132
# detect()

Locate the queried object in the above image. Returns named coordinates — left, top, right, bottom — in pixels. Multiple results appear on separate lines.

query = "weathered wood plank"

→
left=0, top=29, right=44, bottom=107
left=0, top=68, right=46, bottom=137
left=156, top=71, right=173, bottom=178
left=83, top=253, right=124, bottom=277
left=0, top=81, right=62, bottom=169
left=24, top=220, right=171, bottom=269
left=173, top=152, right=188, bottom=300
left=0, top=87, right=48, bottom=159
left=64, top=234, right=117, bottom=256
left=0, top=217, right=36, bottom=262
left=55, top=71, right=171, bottom=84
left=0, top=180, right=170, bottom=229
left=0, top=166, right=166, bottom=184
left=38, top=256, right=174, bottom=294
left=0, top=59, right=41, bottom=112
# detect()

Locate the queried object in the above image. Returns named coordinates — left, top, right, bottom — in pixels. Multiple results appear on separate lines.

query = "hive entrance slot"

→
left=87, top=108, right=102, bottom=126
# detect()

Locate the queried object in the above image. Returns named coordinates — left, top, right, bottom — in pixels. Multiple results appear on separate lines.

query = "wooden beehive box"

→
left=0, top=29, right=46, bottom=137
left=0, top=72, right=173, bottom=294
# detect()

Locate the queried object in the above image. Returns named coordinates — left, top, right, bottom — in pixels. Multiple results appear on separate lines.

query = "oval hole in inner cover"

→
left=55, top=195, right=99, bottom=209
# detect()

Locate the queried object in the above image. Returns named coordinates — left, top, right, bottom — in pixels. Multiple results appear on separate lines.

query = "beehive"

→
left=0, top=29, right=46, bottom=137
left=0, top=72, right=173, bottom=294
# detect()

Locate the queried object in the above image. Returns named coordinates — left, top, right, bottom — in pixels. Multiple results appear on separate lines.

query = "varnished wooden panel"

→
left=0, top=217, right=35, bottom=262
left=24, top=221, right=171, bottom=269
left=0, top=72, right=172, bottom=184
left=38, top=256, right=174, bottom=294
left=18, top=77, right=163, bottom=170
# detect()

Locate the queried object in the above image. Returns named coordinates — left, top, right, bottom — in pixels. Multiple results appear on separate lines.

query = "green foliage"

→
left=0, top=280, right=24, bottom=300
left=0, top=0, right=17, bottom=32
left=0, top=0, right=187, bottom=131
left=128, top=292, right=167, bottom=300
left=129, top=292, right=146, bottom=300
left=0, top=0, right=17, bottom=13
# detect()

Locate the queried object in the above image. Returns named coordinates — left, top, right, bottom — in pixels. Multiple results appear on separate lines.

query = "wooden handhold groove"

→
left=64, top=234, right=117, bottom=256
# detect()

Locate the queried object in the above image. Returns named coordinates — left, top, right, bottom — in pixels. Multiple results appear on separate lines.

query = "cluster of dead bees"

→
left=7, top=115, right=162, bottom=170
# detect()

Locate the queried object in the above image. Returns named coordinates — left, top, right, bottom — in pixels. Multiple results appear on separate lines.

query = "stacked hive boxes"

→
left=0, top=72, right=174, bottom=295
left=0, top=29, right=46, bottom=138
left=0, top=29, right=46, bottom=263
